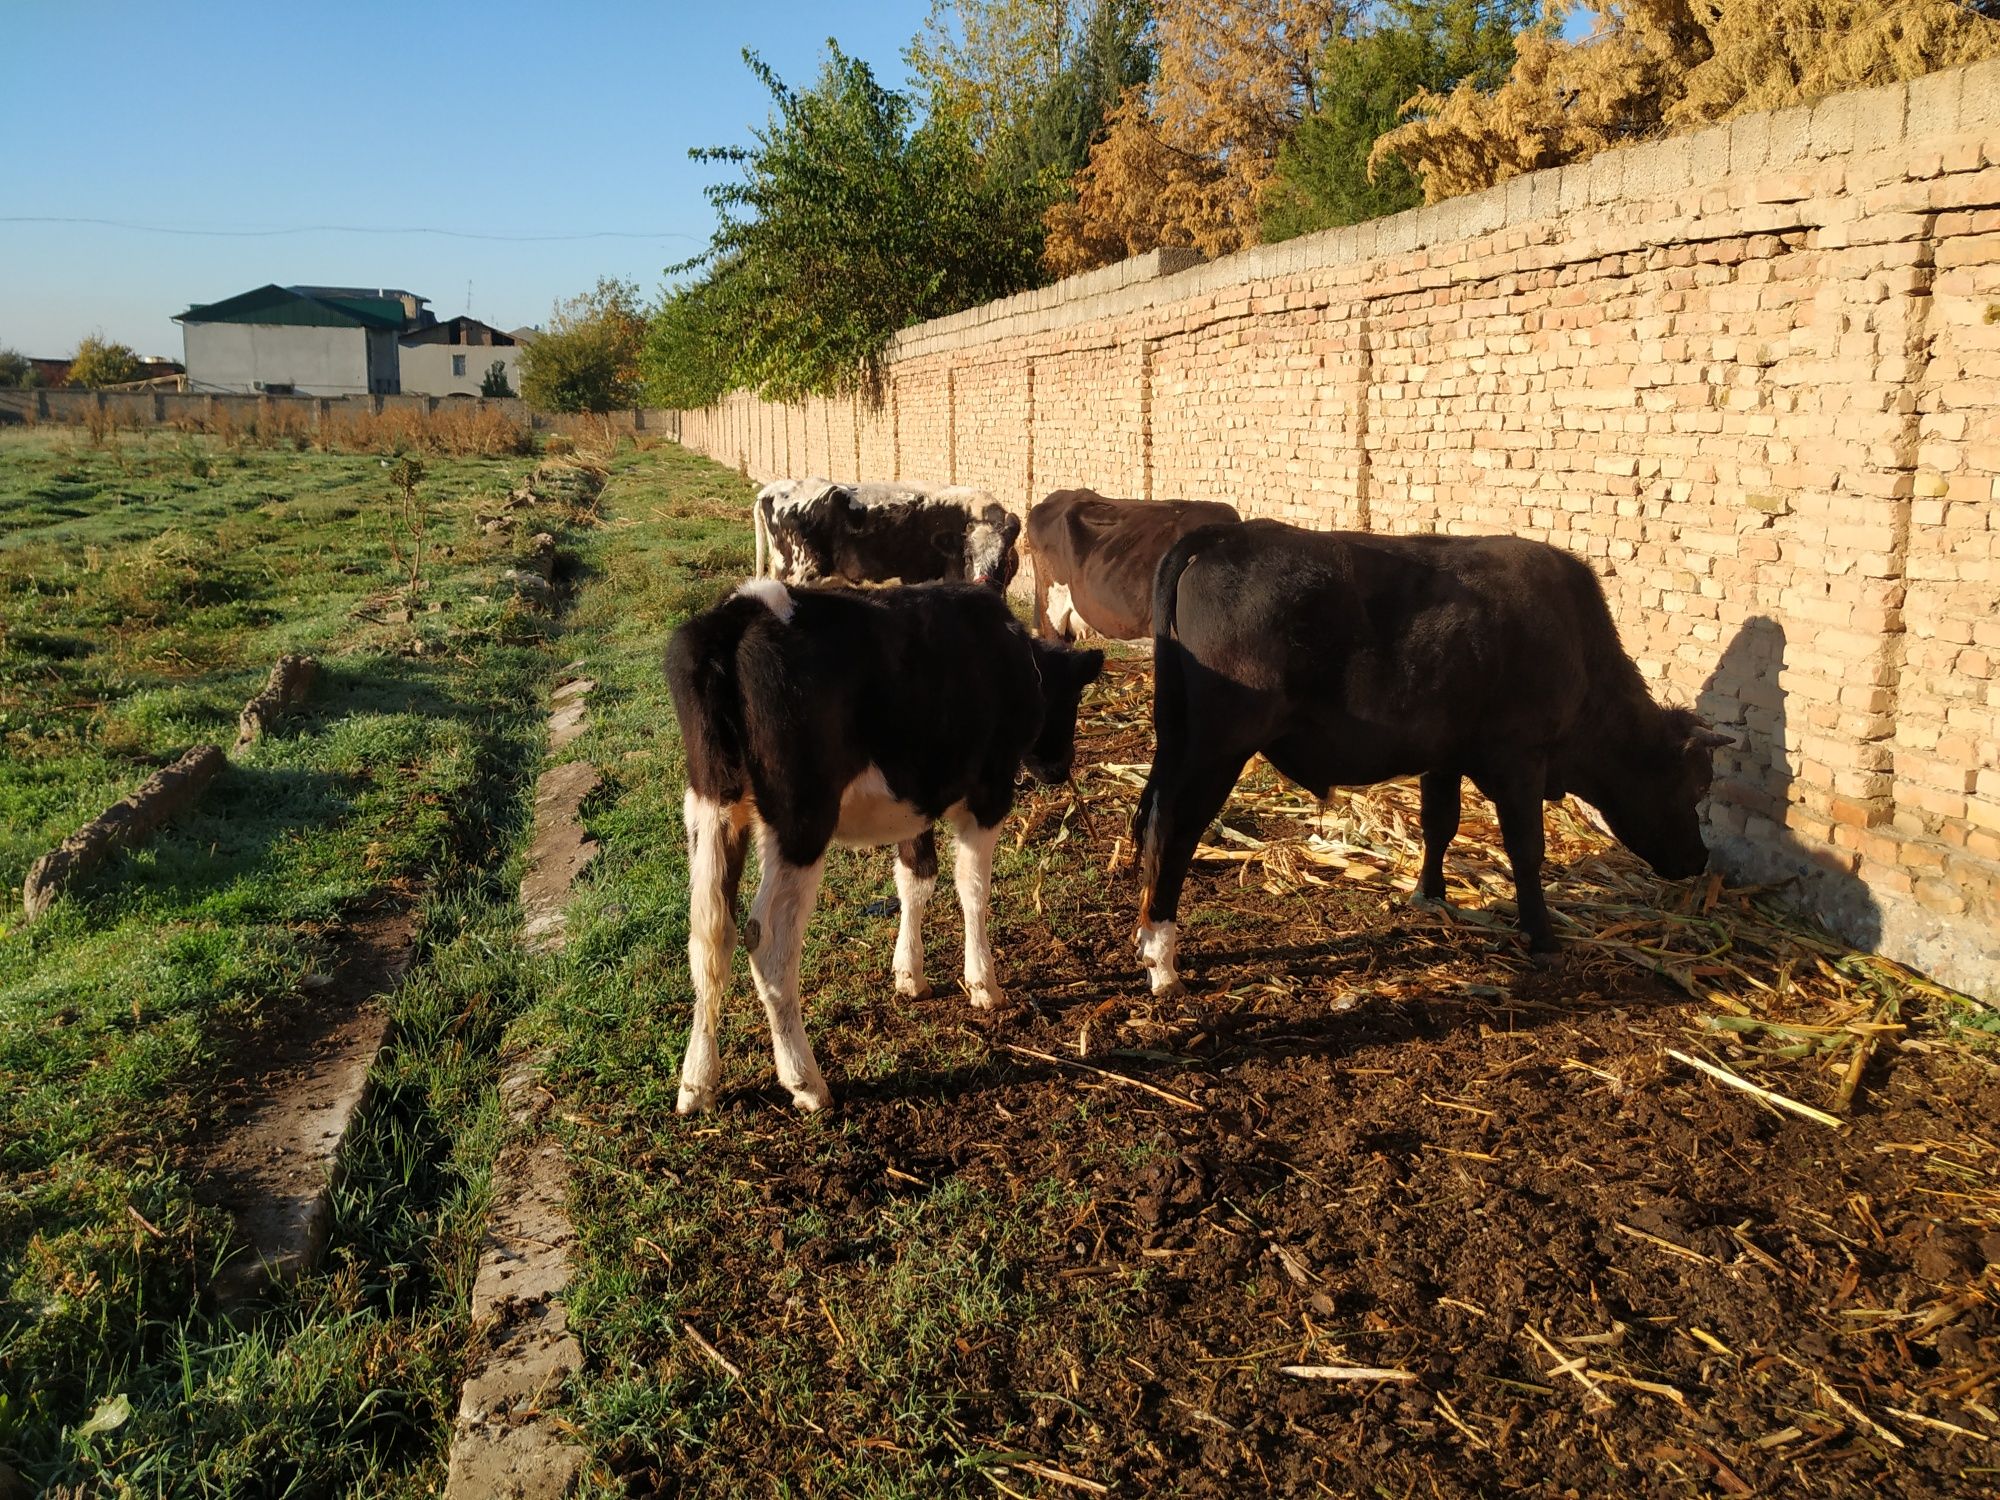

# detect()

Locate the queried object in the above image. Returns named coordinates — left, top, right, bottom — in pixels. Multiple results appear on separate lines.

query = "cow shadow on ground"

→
left=808, top=970, right=1685, bottom=1117
left=1697, top=615, right=1882, bottom=952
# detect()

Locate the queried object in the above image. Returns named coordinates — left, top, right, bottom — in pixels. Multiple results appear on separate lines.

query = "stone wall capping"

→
left=1961, top=57, right=2000, bottom=129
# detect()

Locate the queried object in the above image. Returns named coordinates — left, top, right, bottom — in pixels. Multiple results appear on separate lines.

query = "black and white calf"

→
left=666, top=577, right=1102, bottom=1112
left=752, top=478, right=1022, bottom=591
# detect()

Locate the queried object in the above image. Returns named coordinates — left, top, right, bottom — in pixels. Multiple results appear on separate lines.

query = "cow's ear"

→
left=999, top=512, right=1022, bottom=545
left=1071, top=647, right=1105, bottom=686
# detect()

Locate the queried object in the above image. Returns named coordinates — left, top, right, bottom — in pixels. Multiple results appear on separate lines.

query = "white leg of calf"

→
left=952, top=819, right=1005, bottom=1010
left=1136, top=919, right=1183, bottom=998
left=677, top=789, right=736, bottom=1115
left=892, top=855, right=934, bottom=1000
left=745, top=823, right=831, bottom=1112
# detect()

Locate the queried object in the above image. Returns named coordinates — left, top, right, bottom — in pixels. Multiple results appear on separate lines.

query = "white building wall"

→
left=366, top=329, right=401, bottom=395
left=399, top=342, right=526, bottom=397
left=181, top=323, right=378, bottom=396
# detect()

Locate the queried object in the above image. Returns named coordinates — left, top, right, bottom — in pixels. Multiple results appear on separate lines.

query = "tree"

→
left=641, top=273, right=737, bottom=410
left=66, top=336, right=142, bottom=390
left=909, top=0, right=1153, bottom=191
left=1044, top=0, right=1358, bottom=275
left=0, top=347, right=35, bottom=388
left=678, top=44, right=1045, bottom=399
left=1262, top=0, right=1544, bottom=239
left=1372, top=0, right=2000, bottom=203
left=479, top=360, right=514, bottom=398
left=517, top=278, right=645, bottom=413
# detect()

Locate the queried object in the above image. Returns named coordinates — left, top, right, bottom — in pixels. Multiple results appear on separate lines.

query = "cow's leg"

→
left=1417, top=770, right=1462, bottom=903
left=892, top=830, right=937, bottom=1000
left=948, top=815, right=1007, bottom=1009
left=744, top=821, right=832, bottom=1110
left=1032, top=557, right=1053, bottom=640
left=677, top=791, right=751, bottom=1115
left=1135, top=755, right=1249, bottom=998
left=1472, top=763, right=1557, bottom=955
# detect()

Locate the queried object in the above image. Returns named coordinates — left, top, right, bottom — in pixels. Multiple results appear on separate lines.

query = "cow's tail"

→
left=1148, top=527, right=1212, bottom=749
left=684, top=786, right=736, bottom=1038
left=666, top=603, right=761, bottom=1036
left=1134, top=529, right=1211, bottom=887
left=752, top=496, right=770, bottom=578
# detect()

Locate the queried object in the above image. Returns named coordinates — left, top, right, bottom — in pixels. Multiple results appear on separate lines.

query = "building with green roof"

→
left=175, top=284, right=434, bottom=396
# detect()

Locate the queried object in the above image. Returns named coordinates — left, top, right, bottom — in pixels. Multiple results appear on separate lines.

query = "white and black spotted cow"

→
left=752, top=477, right=1022, bottom=591
left=666, top=577, right=1102, bottom=1113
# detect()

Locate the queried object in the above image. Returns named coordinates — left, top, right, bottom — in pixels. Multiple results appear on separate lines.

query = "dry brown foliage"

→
left=1045, top=0, right=1356, bottom=274
left=1373, top=0, right=2000, bottom=203
left=159, top=403, right=535, bottom=457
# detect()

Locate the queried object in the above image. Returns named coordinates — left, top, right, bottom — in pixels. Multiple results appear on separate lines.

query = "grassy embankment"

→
left=0, top=428, right=570, bottom=1494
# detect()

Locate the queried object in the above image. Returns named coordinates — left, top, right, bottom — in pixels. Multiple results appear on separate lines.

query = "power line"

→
left=1, top=216, right=703, bottom=243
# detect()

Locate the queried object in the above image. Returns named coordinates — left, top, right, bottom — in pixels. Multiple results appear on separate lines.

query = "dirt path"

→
left=190, top=902, right=413, bottom=1300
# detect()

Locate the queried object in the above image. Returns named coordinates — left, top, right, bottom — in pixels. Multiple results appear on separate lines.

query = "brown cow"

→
left=1027, top=489, right=1241, bottom=642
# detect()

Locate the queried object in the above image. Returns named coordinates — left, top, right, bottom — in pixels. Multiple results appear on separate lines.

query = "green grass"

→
left=2, top=432, right=1154, bottom=1495
left=483, top=447, right=1148, bottom=1497
left=0, top=429, right=561, bottom=1493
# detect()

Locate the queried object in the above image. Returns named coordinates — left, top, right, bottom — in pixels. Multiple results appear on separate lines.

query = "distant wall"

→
left=671, top=61, right=2000, bottom=1000
left=180, top=322, right=379, bottom=397
left=0, top=387, right=682, bottom=437
left=399, top=343, right=527, bottom=398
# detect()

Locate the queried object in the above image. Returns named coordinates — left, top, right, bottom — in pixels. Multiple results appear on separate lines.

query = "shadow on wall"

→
left=1697, top=615, right=1882, bottom=952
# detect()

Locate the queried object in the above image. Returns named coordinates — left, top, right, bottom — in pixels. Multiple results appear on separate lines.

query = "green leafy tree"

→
left=909, top=0, right=1153, bottom=194
left=680, top=44, right=1045, bottom=399
left=1263, top=0, right=1543, bottom=239
left=517, top=278, right=645, bottom=412
left=479, top=359, right=514, bottom=398
left=0, top=346, right=36, bottom=388
left=66, top=336, right=142, bottom=389
left=641, top=272, right=738, bottom=410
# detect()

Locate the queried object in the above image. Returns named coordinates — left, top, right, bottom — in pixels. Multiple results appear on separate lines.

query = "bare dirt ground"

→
left=189, top=900, right=414, bottom=1297
left=614, top=658, right=2000, bottom=1498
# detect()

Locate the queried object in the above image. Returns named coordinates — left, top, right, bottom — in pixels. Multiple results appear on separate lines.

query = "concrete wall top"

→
left=883, top=57, right=2000, bottom=364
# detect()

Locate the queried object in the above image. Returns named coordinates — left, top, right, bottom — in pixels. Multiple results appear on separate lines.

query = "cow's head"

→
left=1023, top=639, right=1105, bottom=783
left=1590, top=708, right=1730, bottom=880
left=965, top=509, right=1022, bottom=592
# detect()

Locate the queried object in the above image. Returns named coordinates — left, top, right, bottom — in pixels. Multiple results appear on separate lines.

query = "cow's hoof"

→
left=1409, top=891, right=1449, bottom=910
left=1527, top=945, right=1560, bottom=969
left=790, top=1080, right=833, bottom=1113
left=675, top=1085, right=714, bottom=1115
left=1149, top=976, right=1188, bottom=1001
left=894, top=973, right=933, bottom=1001
left=968, top=982, right=1007, bottom=1011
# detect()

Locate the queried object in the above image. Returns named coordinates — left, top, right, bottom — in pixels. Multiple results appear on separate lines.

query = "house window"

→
left=452, top=354, right=467, bottom=377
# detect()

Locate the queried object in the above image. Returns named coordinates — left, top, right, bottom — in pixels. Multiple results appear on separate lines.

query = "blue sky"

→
left=0, top=1, right=934, bottom=358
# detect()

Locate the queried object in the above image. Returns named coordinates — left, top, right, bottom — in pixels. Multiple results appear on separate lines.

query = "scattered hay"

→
left=1029, top=657, right=1989, bottom=1126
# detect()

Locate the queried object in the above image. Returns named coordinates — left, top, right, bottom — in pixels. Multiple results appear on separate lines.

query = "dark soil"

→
left=611, top=660, right=2000, bottom=1497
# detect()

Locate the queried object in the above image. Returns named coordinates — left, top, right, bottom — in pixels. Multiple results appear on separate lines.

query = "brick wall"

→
left=674, top=62, right=2000, bottom=1000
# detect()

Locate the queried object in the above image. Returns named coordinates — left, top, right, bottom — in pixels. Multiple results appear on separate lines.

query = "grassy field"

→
left=8, top=431, right=1994, bottom=1497
left=0, top=428, right=572, bottom=1493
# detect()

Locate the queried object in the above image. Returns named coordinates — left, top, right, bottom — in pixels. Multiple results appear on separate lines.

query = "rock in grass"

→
left=234, top=654, right=318, bottom=750
left=22, top=745, right=226, bottom=920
